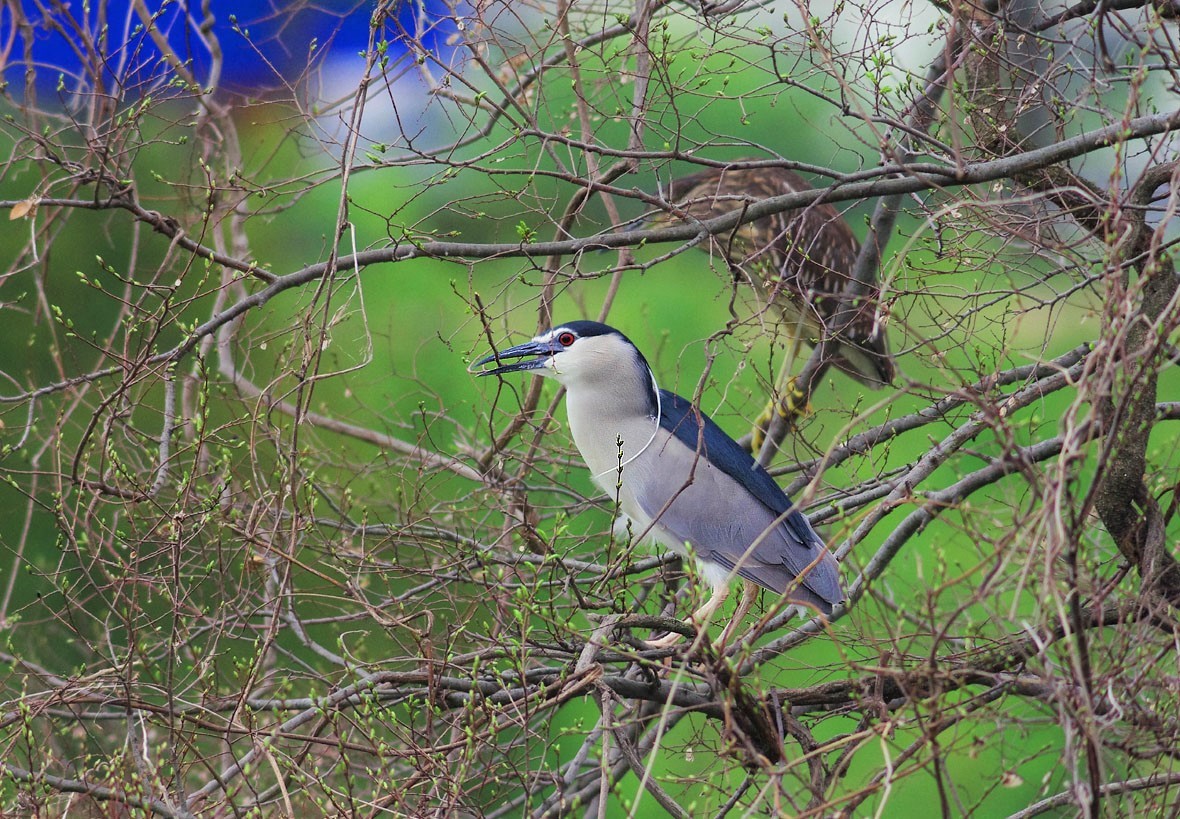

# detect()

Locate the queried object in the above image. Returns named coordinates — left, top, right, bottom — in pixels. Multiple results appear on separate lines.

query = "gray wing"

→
left=632, top=423, right=843, bottom=613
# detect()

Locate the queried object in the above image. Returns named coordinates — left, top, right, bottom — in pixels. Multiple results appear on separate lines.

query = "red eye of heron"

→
left=557, top=332, right=576, bottom=347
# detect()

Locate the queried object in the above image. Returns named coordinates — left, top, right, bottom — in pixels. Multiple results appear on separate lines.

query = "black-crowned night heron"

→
left=646, top=163, right=894, bottom=390
left=473, top=321, right=843, bottom=647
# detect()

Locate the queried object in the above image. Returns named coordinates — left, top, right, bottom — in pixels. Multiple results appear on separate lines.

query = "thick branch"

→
left=1092, top=163, right=1180, bottom=605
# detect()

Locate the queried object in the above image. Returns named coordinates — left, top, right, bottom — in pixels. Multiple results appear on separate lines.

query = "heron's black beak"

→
left=470, top=339, right=558, bottom=376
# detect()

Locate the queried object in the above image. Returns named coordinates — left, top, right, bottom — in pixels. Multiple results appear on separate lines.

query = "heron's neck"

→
left=564, top=371, right=659, bottom=483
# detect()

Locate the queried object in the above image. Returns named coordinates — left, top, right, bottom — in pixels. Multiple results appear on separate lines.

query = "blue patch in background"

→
left=3, top=0, right=459, bottom=102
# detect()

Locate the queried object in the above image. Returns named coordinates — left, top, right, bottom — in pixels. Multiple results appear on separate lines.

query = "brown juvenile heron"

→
left=646, top=163, right=894, bottom=393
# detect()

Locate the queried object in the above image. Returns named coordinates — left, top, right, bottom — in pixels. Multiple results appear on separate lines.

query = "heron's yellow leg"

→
left=751, top=331, right=814, bottom=451
left=716, top=580, right=759, bottom=648
left=751, top=373, right=812, bottom=452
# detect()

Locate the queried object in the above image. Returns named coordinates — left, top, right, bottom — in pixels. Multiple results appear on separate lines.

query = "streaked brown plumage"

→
left=650, top=163, right=894, bottom=388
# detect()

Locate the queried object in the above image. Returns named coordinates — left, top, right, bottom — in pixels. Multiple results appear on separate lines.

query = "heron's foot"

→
left=643, top=627, right=689, bottom=650
left=750, top=377, right=812, bottom=451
